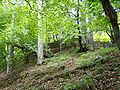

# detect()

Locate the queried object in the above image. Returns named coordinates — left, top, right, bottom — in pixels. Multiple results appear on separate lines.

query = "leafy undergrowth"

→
left=0, top=47, right=120, bottom=90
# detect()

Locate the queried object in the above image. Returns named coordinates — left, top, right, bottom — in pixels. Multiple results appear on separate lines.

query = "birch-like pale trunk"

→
left=86, top=16, right=94, bottom=49
left=89, top=29, right=94, bottom=49
left=37, top=0, right=43, bottom=64
left=7, top=11, right=15, bottom=75
left=82, top=27, right=88, bottom=46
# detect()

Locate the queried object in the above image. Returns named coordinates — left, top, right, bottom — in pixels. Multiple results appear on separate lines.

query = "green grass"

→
left=76, top=47, right=117, bottom=68
left=45, top=47, right=117, bottom=69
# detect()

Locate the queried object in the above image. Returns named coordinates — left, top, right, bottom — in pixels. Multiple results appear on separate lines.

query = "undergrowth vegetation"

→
left=0, top=47, right=120, bottom=90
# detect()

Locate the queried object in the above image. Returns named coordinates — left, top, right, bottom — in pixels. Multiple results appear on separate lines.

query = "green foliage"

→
left=63, top=75, right=94, bottom=90
left=94, top=64, right=106, bottom=74
left=97, top=47, right=117, bottom=56
left=0, top=1, right=38, bottom=71
left=77, top=47, right=117, bottom=68
left=46, top=51, right=73, bottom=64
left=79, top=75, right=93, bottom=86
left=0, top=0, right=119, bottom=72
left=63, top=69, right=70, bottom=79
left=94, top=32, right=110, bottom=42
left=63, top=81, right=80, bottom=90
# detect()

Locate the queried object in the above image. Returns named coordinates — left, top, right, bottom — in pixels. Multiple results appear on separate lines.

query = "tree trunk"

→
left=77, top=0, right=84, bottom=52
left=89, top=29, right=94, bottom=49
left=100, top=0, right=120, bottom=50
left=83, top=16, right=89, bottom=47
left=7, top=11, right=15, bottom=75
left=7, top=45, right=14, bottom=74
left=37, top=0, right=43, bottom=64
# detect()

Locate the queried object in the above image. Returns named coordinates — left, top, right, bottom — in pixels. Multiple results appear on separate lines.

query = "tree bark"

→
left=100, top=0, right=120, bottom=50
left=37, top=0, right=43, bottom=64
left=6, top=10, right=15, bottom=74
left=77, top=0, right=84, bottom=52
left=89, top=29, right=94, bottom=49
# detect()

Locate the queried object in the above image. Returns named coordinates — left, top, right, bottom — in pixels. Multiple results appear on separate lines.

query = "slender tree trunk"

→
left=45, top=22, right=48, bottom=56
left=86, top=17, right=94, bottom=49
left=7, top=11, right=15, bottom=75
left=7, top=45, right=14, bottom=74
left=82, top=26, right=88, bottom=46
left=106, top=25, right=115, bottom=44
left=77, top=0, right=84, bottom=52
left=100, top=0, right=120, bottom=50
left=37, top=0, right=43, bottom=64
left=59, top=39, right=62, bottom=53
left=89, top=29, right=94, bottom=49
left=85, top=3, right=94, bottom=49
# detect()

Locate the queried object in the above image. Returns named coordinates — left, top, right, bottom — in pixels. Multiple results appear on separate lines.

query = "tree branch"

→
left=8, top=0, right=15, bottom=5
left=67, top=11, right=77, bottom=17
left=6, top=42, right=37, bottom=53
left=24, top=0, right=33, bottom=10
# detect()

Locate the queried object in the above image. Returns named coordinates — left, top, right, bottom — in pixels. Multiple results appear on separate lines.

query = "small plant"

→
left=63, top=81, right=79, bottom=90
left=79, top=75, right=94, bottom=86
left=93, top=64, right=106, bottom=75
left=63, top=69, right=70, bottom=79
left=97, top=47, right=117, bottom=56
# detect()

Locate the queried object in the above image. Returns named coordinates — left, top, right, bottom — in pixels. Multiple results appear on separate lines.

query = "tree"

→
left=77, top=0, right=84, bottom=52
left=6, top=1, right=15, bottom=75
left=37, top=0, right=43, bottom=64
left=100, top=0, right=120, bottom=50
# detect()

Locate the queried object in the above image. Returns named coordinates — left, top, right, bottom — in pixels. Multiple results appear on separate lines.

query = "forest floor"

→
left=0, top=47, right=120, bottom=90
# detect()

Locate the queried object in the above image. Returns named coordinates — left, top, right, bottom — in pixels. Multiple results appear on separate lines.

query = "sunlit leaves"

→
left=0, top=0, right=119, bottom=70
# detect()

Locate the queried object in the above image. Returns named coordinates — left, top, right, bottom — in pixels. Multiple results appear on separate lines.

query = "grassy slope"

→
left=0, top=47, right=120, bottom=90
